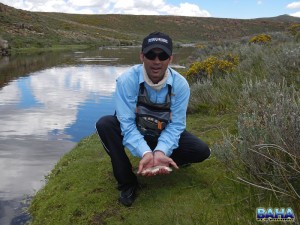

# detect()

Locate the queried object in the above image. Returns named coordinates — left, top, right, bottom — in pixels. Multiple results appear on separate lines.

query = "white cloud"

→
left=114, top=0, right=135, bottom=10
left=100, top=0, right=211, bottom=17
left=0, top=0, right=211, bottom=17
left=287, top=2, right=300, bottom=9
left=68, top=0, right=99, bottom=7
left=290, top=11, right=300, bottom=17
left=170, top=3, right=211, bottom=17
left=257, top=1, right=263, bottom=5
left=287, top=1, right=300, bottom=18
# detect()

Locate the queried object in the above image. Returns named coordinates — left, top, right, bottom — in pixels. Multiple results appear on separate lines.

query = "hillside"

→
left=1, top=2, right=300, bottom=49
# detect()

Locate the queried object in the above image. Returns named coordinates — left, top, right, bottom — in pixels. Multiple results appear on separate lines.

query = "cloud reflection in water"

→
left=0, top=64, right=128, bottom=201
left=0, top=65, right=127, bottom=138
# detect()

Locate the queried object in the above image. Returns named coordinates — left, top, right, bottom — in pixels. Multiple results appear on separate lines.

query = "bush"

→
left=188, top=75, right=242, bottom=114
left=295, top=32, right=300, bottom=43
left=185, top=54, right=239, bottom=82
left=188, top=32, right=300, bottom=115
left=249, top=33, right=272, bottom=45
left=214, top=79, right=300, bottom=200
left=187, top=32, right=300, bottom=215
left=233, top=41, right=300, bottom=87
left=288, top=23, right=300, bottom=36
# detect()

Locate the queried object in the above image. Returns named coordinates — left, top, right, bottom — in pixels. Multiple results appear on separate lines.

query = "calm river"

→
left=0, top=46, right=193, bottom=224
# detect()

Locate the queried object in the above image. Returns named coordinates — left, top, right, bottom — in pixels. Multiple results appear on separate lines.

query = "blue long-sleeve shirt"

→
left=115, top=64, right=190, bottom=158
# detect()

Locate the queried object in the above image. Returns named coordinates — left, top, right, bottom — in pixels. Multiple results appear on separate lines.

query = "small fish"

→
left=141, top=166, right=172, bottom=175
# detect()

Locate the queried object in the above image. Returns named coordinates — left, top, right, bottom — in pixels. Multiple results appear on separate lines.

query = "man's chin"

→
left=149, top=74, right=162, bottom=83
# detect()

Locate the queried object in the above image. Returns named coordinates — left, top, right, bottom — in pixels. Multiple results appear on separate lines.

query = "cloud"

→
left=167, top=3, right=211, bottom=17
left=287, top=1, right=300, bottom=18
left=287, top=1, right=300, bottom=9
left=68, top=0, right=100, bottom=7
left=290, top=11, right=300, bottom=17
left=1, top=0, right=211, bottom=17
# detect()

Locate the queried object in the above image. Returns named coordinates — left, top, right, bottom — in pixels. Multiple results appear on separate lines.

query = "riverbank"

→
left=10, top=44, right=93, bottom=54
left=27, top=30, right=300, bottom=224
left=28, top=113, right=276, bottom=225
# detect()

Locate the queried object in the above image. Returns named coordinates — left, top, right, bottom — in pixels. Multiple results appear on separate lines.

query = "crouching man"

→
left=96, top=32, right=210, bottom=206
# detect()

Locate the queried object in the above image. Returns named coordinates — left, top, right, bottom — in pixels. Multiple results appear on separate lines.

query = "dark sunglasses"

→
left=144, top=51, right=170, bottom=61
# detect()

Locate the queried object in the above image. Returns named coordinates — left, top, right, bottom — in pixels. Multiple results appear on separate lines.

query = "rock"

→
left=0, top=39, right=10, bottom=56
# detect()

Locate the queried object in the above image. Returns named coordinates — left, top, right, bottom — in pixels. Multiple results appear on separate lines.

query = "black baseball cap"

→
left=142, top=32, right=173, bottom=56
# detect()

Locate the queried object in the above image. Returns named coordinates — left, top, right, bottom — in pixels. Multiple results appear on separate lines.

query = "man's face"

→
left=140, top=48, right=173, bottom=84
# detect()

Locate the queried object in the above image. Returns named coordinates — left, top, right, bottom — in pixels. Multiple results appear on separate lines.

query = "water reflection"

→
left=0, top=46, right=141, bottom=89
left=0, top=52, right=74, bottom=88
left=0, top=64, right=128, bottom=225
left=0, top=65, right=126, bottom=140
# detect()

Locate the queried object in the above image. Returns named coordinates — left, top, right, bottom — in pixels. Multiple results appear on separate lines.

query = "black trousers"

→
left=96, top=115, right=211, bottom=191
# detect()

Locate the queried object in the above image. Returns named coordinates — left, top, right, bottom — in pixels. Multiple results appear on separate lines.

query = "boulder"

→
left=0, top=39, right=10, bottom=56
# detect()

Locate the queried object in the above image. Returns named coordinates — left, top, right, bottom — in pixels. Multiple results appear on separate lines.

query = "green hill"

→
left=1, top=2, right=300, bottom=49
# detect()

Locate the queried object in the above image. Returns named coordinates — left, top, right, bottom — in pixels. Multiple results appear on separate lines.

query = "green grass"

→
left=29, top=113, right=281, bottom=225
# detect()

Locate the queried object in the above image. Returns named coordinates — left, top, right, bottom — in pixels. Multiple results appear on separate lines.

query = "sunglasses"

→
left=144, top=51, right=170, bottom=61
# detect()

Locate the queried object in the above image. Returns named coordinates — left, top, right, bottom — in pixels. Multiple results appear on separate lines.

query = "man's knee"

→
left=96, top=115, right=116, bottom=135
left=196, top=142, right=211, bottom=162
left=96, top=115, right=108, bottom=131
left=203, top=145, right=211, bottom=160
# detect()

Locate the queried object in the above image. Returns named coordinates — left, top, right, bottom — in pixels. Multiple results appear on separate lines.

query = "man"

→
left=96, top=32, right=210, bottom=207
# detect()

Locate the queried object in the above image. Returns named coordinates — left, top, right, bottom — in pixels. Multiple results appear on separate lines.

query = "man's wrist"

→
left=142, top=151, right=153, bottom=158
left=153, top=150, right=165, bottom=155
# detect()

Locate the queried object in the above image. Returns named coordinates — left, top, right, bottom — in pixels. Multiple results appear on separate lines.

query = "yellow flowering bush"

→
left=288, top=23, right=300, bottom=36
left=249, top=34, right=272, bottom=44
left=186, top=54, right=239, bottom=81
left=195, top=43, right=205, bottom=49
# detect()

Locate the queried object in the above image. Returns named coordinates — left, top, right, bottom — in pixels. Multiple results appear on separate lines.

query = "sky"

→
left=0, top=0, right=300, bottom=19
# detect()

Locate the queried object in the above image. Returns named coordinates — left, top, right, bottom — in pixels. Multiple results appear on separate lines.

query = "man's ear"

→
left=139, top=53, right=144, bottom=63
left=169, top=55, right=173, bottom=63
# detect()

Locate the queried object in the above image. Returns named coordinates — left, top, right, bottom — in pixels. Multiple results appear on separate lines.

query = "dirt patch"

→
left=90, top=208, right=123, bottom=225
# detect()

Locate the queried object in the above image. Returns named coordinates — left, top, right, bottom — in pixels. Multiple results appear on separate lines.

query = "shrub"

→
left=287, top=23, right=300, bottom=36
left=187, top=32, right=299, bottom=212
left=188, top=74, right=244, bottom=114
left=234, top=40, right=300, bottom=87
left=249, top=33, right=272, bottom=45
left=295, top=32, right=300, bottom=43
left=214, top=79, right=300, bottom=200
left=195, top=43, right=205, bottom=49
left=185, top=54, right=239, bottom=82
left=188, top=33, right=300, bottom=115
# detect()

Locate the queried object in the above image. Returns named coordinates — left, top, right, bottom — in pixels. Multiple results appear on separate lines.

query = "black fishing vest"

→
left=135, top=82, right=172, bottom=138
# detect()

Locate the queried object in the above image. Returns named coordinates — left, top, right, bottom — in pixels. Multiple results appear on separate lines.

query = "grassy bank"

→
left=29, top=113, right=269, bottom=225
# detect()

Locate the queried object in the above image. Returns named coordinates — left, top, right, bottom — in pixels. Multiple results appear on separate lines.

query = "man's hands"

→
left=137, top=152, right=154, bottom=176
left=137, top=151, right=178, bottom=176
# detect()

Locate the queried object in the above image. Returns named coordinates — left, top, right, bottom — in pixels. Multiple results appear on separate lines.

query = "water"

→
left=0, top=46, right=192, bottom=224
